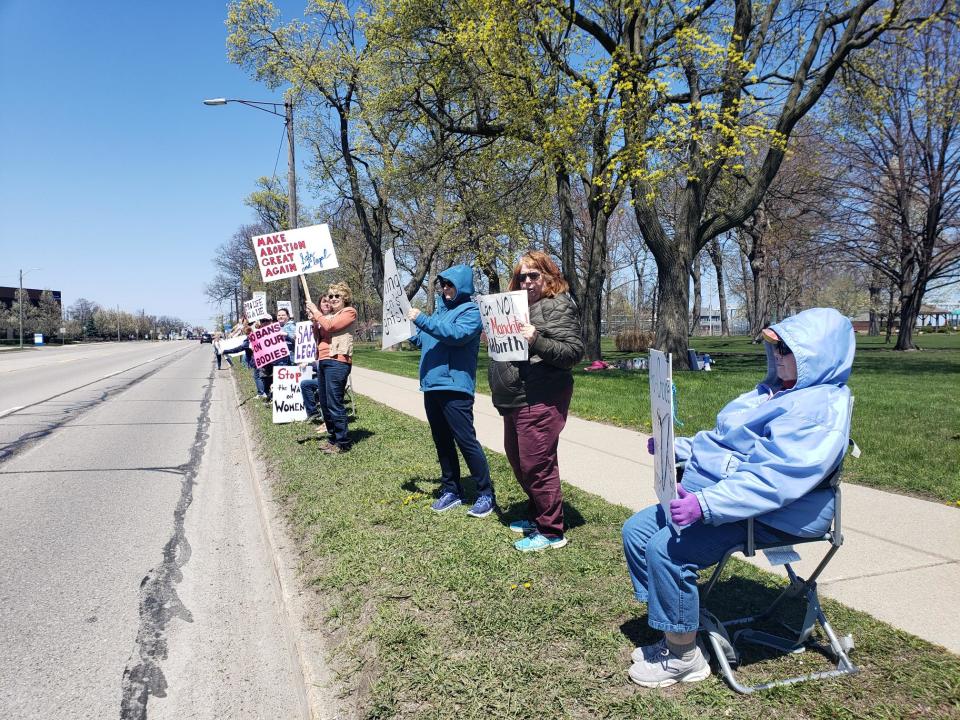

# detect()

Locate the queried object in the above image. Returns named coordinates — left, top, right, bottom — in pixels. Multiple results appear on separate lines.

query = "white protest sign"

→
left=649, top=349, right=679, bottom=531
left=272, top=366, right=308, bottom=423
left=477, top=291, right=529, bottom=361
left=252, top=223, right=339, bottom=282
left=243, top=295, right=270, bottom=321
left=381, top=246, right=414, bottom=349
left=219, top=335, right=247, bottom=354
left=276, top=300, right=293, bottom=316
left=294, top=321, right=317, bottom=364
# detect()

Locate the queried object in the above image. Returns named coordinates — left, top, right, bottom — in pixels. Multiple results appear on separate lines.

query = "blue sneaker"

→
left=508, top=519, right=536, bottom=534
left=431, top=492, right=462, bottom=513
left=514, top=532, right=568, bottom=552
left=467, top=495, right=495, bottom=518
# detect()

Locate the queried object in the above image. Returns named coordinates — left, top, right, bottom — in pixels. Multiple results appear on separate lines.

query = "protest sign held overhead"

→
left=218, top=335, right=246, bottom=354
left=251, top=224, right=339, bottom=282
left=276, top=300, right=293, bottom=316
left=249, top=322, right=290, bottom=369
left=243, top=295, right=270, bottom=321
left=272, top=366, right=308, bottom=423
left=477, top=291, right=529, bottom=362
left=648, top=349, right=680, bottom=531
left=381, top=247, right=415, bottom=349
left=294, top=321, right=317, bottom=364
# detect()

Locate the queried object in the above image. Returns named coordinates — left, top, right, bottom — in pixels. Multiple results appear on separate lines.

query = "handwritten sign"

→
left=381, top=247, right=414, bottom=349
left=272, top=365, right=308, bottom=423
left=243, top=295, right=270, bottom=321
left=294, top=321, right=317, bottom=364
left=251, top=223, right=340, bottom=282
left=477, top=291, right=529, bottom=361
left=249, top=322, right=290, bottom=369
left=649, top=349, right=679, bottom=530
left=276, top=300, right=292, bottom=316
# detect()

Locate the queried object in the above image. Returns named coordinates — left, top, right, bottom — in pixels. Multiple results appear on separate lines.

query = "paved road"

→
left=0, top=342, right=309, bottom=719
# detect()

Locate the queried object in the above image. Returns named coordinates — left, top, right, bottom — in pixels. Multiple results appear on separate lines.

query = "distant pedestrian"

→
left=407, top=264, right=495, bottom=518
left=488, top=251, right=584, bottom=552
left=305, top=283, right=357, bottom=454
left=213, top=332, right=224, bottom=369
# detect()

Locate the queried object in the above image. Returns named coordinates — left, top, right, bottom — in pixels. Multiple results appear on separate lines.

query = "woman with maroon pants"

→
left=488, top=251, right=584, bottom=552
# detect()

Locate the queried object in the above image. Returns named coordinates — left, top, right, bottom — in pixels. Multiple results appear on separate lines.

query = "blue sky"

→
left=0, top=1, right=306, bottom=328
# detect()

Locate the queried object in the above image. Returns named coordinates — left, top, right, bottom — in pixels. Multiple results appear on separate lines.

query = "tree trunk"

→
left=737, top=241, right=753, bottom=330
left=689, top=253, right=702, bottom=335
left=885, top=283, right=896, bottom=343
left=749, top=238, right=768, bottom=338
left=868, top=267, right=883, bottom=336
left=654, top=249, right=693, bottom=365
left=579, top=209, right=609, bottom=362
left=426, top=260, right=438, bottom=315
left=555, top=164, right=580, bottom=307
left=707, top=237, right=729, bottom=335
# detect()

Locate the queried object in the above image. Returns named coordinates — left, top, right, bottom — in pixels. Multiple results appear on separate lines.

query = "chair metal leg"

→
left=699, top=554, right=858, bottom=693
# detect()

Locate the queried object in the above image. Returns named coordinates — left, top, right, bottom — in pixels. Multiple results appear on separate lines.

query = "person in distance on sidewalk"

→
left=306, top=283, right=357, bottom=454
left=407, top=264, right=496, bottom=518
left=488, top=251, right=584, bottom=552
left=622, top=308, right=855, bottom=687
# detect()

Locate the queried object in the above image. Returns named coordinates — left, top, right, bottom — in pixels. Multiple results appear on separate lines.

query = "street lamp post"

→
left=18, top=267, right=40, bottom=350
left=203, top=97, right=301, bottom=320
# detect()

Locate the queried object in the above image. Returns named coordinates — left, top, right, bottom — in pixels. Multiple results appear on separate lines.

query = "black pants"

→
left=423, top=390, right=494, bottom=500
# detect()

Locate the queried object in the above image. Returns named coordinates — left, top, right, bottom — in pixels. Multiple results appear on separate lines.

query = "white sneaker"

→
left=628, top=643, right=710, bottom=688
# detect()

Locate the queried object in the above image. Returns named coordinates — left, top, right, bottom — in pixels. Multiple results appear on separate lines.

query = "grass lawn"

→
left=236, top=369, right=960, bottom=719
left=353, top=333, right=960, bottom=504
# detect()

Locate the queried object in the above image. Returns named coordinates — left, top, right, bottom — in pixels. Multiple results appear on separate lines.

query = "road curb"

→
left=229, top=369, right=344, bottom=720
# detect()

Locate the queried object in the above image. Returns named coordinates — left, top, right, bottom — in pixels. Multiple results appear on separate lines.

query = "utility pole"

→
left=203, top=96, right=303, bottom=320
left=18, top=269, right=24, bottom=350
left=117, top=305, right=120, bottom=343
left=285, top=99, right=301, bottom=320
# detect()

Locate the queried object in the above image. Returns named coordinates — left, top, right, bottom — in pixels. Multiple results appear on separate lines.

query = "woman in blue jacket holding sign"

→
left=622, top=307, right=855, bottom=688
left=407, top=264, right=495, bottom=518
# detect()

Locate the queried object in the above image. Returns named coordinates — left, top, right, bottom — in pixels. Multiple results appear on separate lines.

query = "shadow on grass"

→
left=293, top=427, right=375, bottom=446
left=620, top=572, right=817, bottom=671
left=494, top=499, right=587, bottom=532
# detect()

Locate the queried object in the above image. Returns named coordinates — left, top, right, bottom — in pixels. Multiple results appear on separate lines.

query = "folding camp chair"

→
left=697, top=398, right=859, bottom=694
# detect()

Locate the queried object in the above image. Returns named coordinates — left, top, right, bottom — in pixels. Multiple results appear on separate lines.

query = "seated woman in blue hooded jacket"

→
left=622, top=307, right=855, bottom=689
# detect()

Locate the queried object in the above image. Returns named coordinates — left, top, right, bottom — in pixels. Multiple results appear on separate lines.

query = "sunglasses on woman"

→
left=327, top=293, right=342, bottom=300
left=436, top=279, right=454, bottom=289
left=516, top=271, right=541, bottom=282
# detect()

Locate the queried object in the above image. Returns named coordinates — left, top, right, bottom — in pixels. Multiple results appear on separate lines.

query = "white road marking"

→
left=0, top=406, right=24, bottom=418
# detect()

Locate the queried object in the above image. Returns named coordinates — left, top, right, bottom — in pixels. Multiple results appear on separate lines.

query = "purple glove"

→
left=670, top=485, right=703, bottom=527
left=647, top=437, right=655, bottom=455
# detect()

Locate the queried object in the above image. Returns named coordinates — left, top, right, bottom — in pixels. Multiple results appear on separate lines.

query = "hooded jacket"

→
left=410, top=265, right=482, bottom=395
left=677, top=307, right=855, bottom=538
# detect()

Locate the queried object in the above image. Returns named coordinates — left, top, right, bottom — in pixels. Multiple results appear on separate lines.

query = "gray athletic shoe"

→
left=630, top=637, right=668, bottom=664
left=628, top=643, right=710, bottom=688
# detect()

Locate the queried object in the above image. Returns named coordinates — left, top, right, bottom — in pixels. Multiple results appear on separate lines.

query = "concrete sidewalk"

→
left=351, top=366, right=960, bottom=654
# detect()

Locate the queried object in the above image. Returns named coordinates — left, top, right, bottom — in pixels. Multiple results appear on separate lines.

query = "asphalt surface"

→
left=0, top=342, right=309, bottom=719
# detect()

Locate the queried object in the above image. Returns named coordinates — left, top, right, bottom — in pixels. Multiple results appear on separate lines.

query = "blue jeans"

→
left=300, top=364, right=321, bottom=418
left=318, top=359, right=351, bottom=448
left=622, top=503, right=794, bottom=634
left=423, top=390, right=494, bottom=500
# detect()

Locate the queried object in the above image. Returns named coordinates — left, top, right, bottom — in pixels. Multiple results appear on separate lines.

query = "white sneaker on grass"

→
left=628, top=642, right=710, bottom=688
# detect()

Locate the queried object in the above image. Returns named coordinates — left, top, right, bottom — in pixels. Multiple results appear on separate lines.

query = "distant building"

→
left=0, top=286, right=62, bottom=312
left=0, top=286, right=62, bottom=340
